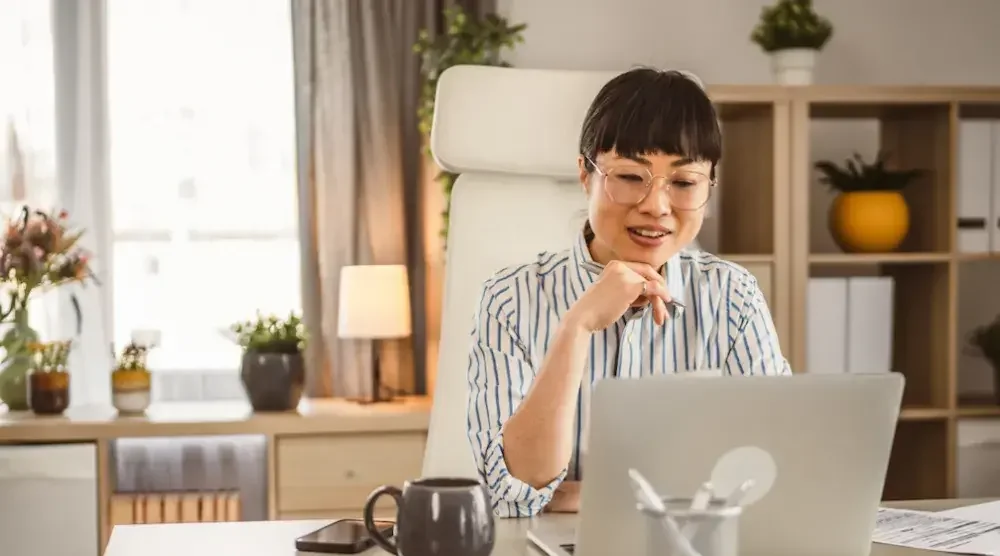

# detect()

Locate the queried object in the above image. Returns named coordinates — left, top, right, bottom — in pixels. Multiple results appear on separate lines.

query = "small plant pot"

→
left=829, top=191, right=910, bottom=253
left=112, top=368, right=152, bottom=414
left=771, top=48, right=817, bottom=85
left=240, top=351, right=305, bottom=412
left=29, top=370, right=70, bottom=415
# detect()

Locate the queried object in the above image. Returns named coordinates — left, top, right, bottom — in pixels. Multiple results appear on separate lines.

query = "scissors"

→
left=579, top=260, right=685, bottom=313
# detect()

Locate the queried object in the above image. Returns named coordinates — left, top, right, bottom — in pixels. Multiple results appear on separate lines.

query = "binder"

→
left=957, top=120, right=993, bottom=254
left=845, top=277, right=895, bottom=374
left=992, top=121, right=1000, bottom=252
left=806, top=278, right=848, bottom=374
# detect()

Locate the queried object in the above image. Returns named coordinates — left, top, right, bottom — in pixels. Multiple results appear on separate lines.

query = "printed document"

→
left=874, top=508, right=1000, bottom=555
left=939, top=501, right=1000, bottom=524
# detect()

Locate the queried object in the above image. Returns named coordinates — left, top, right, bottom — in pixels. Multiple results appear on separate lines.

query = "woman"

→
left=466, top=68, right=791, bottom=519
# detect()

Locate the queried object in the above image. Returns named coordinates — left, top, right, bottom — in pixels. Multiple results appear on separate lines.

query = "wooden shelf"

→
left=777, top=85, right=1000, bottom=500
left=809, top=253, right=951, bottom=265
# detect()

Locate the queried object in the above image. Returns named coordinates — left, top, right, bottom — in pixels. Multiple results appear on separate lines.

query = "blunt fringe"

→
left=579, top=68, right=722, bottom=176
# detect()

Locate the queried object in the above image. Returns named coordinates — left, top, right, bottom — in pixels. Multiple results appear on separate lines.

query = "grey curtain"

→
left=291, top=0, right=494, bottom=398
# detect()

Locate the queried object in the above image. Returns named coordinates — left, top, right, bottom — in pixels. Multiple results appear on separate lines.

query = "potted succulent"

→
left=0, top=207, right=96, bottom=410
left=751, top=0, right=834, bottom=85
left=111, top=340, right=154, bottom=414
left=230, top=311, right=307, bottom=412
left=414, top=6, right=527, bottom=245
left=815, top=151, right=924, bottom=253
left=969, top=315, right=1000, bottom=404
left=27, top=339, right=72, bottom=415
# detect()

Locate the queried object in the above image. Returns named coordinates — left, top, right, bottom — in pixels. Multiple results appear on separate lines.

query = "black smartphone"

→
left=294, top=518, right=395, bottom=554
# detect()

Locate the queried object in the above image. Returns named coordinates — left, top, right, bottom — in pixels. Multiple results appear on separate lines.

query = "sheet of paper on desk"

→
left=939, top=502, right=1000, bottom=524
left=873, top=508, right=1000, bottom=555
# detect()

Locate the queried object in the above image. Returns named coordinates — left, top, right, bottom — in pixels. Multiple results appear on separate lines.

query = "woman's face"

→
left=578, top=150, right=711, bottom=268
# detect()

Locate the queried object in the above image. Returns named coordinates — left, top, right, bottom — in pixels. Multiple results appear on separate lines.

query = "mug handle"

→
left=363, top=485, right=403, bottom=554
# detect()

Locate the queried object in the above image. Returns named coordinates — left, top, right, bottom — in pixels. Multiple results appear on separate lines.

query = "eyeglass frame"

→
left=585, top=156, right=718, bottom=211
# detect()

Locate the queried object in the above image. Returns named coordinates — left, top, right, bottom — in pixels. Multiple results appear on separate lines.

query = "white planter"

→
left=770, top=48, right=817, bottom=85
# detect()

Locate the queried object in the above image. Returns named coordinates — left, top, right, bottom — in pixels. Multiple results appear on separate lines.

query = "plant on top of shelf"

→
left=814, top=151, right=924, bottom=254
left=750, top=0, right=833, bottom=85
left=111, top=338, right=157, bottom=415
left=0, top=206, right=97, bottom=410
left=229, top=311, right=308, bottom=412
left=28, top=340, right=72, bottom=373
left=414, top=5, right=527, bottom=245
left=26, top=339, right=72, bottom=415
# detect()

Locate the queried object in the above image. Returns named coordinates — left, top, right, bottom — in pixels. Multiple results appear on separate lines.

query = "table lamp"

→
left=337, top=264, right=412, bottom=403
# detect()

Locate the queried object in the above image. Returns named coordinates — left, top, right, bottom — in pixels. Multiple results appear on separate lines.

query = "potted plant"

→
left=815, top=151, right=924, bottom=253
left=751, top=0, right=833, bottom=85
left=111, top=339, right=154, bottom=414
left=414, top=6, right=527, bottom=245
left=969, top=315, right=1000, bottom=403
left=27, top=339, right=71, bottom=415
left=0, top=207, right=96, bottom=410
left=230, top=311, right=307, bottom=412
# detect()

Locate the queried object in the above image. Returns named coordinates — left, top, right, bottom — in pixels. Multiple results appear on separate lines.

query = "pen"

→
left=724, top=479, right=755, bottom=508
left=680, top=481, right=715, bottom=539
left=579, top=260, right=686, bottom=311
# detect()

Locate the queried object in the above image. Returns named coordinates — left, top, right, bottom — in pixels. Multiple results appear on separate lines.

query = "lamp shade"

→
left=337, top=264, right=412, bottom=339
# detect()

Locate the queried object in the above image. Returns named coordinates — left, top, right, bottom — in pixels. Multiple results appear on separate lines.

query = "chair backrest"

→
left=421, top=66, right=622, bottom=478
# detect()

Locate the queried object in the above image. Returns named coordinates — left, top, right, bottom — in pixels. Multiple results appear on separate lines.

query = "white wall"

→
left=498, top=0, right=1000, bottom=86
left=497, top=0, right=1000, bottom=396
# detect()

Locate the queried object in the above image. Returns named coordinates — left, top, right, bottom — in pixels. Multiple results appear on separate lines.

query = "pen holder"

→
left=643, top=497, right=741, bottom=556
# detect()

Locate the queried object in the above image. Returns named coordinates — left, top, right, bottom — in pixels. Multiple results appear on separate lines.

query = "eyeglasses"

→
left=587, top=157, right=716, bottom=210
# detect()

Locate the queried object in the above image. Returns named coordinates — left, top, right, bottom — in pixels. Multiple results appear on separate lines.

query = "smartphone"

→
left=294, top=518, right=395, bottom=554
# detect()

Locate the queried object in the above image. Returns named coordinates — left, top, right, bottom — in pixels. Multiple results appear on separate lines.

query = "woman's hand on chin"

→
left=546, top=480, right=582, bottom=513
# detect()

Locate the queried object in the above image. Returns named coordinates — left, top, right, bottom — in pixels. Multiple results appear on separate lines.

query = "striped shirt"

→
left=466, top=228, right=792, bottom=518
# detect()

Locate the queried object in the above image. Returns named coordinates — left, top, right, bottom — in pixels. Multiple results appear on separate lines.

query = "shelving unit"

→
left=697, top=84, right=1000, bottom=501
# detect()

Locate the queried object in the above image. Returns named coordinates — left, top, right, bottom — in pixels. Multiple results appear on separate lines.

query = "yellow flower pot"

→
left=829, top=191, right=910, bottom=253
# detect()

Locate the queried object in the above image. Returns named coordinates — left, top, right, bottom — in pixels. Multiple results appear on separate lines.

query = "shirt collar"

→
left=570, top=225, right=687, bottom=311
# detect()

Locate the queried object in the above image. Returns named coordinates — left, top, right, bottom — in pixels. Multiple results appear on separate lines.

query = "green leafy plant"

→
left=969, top=315, right=1000, bottom=370
left=815, top=151, right=924, bottom=193
left=230, top=311, right=307, bottom=354
left=751, top=0, right=833, bottom=53
left=414, top=6, right=527, bottom=244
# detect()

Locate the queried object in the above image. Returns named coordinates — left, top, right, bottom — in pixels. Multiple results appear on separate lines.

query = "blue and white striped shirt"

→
left=466, top=229, right=791, bottom=518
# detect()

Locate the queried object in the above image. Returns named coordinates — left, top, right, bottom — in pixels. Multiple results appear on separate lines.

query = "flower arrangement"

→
left=815, top=151, right=924, bottom=193
left=27, top=340, right=72, bottom=373
left=750, top=0, right=833, bottom=53
left=414, top=6, right=527, bottom=244
left=0, top=207, right=96, bottom=409
left=230, top=311, right=307, bottom=354
left=115, top=341, right=152, bottom=372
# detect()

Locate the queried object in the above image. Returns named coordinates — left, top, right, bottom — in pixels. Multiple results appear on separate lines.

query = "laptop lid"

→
left=573, top=373, right=904, bottom=556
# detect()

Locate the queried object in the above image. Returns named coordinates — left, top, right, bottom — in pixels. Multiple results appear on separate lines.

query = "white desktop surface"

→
left=103, top=500, right=987, bottom=556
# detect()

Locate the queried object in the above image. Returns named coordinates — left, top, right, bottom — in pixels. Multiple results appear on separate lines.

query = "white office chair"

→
left=420, top=66, right=622, bottom=478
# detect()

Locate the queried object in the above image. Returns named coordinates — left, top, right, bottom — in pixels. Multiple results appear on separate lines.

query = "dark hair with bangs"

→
left=579, top=68, right=722, bottom=178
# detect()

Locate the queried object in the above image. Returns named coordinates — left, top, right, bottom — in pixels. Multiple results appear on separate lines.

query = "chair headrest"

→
left=431, top=65, right=621, bottom=178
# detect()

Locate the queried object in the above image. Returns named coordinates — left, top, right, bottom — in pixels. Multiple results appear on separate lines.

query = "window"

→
left=107, top=0, right=301, bottom=372
left=0, top=0, right=60, bottom=339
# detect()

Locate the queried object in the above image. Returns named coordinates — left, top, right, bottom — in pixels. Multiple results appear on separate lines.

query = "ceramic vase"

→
left=771, top=48, right=817, bottom=85
left=240, top=351, right=305, bottom=412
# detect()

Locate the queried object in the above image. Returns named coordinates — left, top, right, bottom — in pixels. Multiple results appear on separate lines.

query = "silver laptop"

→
left=528, top=372, right=904, bottom=556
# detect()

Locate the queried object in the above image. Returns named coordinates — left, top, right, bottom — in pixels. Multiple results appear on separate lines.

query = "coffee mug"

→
left=362, top=477, right=495, bottom=556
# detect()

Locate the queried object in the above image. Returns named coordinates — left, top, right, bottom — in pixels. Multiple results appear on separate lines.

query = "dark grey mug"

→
left=362, top=477, right=495, bottom=556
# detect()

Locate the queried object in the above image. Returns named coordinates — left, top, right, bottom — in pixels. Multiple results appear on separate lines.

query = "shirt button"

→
left=627, top=333, right=633, bottom=342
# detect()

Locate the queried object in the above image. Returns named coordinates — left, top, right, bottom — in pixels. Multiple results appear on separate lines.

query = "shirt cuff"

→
left=482, top=431, right=567, bottom=518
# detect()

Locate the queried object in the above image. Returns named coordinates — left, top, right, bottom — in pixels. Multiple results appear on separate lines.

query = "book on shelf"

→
left=956, top=119, right=1000, bottom=254
left=806, top=276, right=894, bottom=374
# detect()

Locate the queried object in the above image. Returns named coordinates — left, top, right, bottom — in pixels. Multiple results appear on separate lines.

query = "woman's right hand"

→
left=566, top=260, right=673, bottom=331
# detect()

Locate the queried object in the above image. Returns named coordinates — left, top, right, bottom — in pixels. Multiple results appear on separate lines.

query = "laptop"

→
left=528, top=372, right=904, bottom=556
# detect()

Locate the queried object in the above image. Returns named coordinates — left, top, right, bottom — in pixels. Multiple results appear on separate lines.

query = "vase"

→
left=111, top=368, right=152, bottom=414
left=771, top=48, right=817, bottom=85
left=829, top=191, right=910, bottom=253
left=0, top=308, right=39, bottom=411
left=240, top=351, right=305, bottom=412
left=29, top=369, right=70, bottom=415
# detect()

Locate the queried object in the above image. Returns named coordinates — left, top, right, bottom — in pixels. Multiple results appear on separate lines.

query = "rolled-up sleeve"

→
left=724, top=273, right=792, bottom=376
left=467, top=278, right=566, bottom=518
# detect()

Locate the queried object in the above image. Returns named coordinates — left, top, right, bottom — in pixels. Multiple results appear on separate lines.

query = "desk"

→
left=0, top=397, right=431, bottom=553
left=102, top=499, right=985, bottom=556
